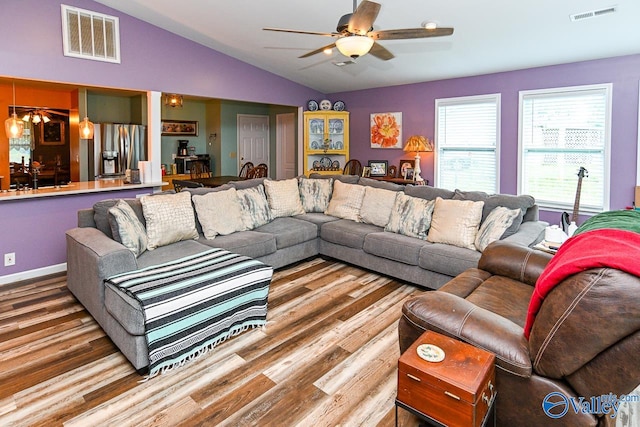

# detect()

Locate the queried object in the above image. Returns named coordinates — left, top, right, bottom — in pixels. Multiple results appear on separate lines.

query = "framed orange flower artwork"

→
left=370, top=112, right=402, bottom=149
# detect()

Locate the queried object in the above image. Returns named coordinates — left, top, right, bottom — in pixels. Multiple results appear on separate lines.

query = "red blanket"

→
left=524, top=228, right=640, bottom=338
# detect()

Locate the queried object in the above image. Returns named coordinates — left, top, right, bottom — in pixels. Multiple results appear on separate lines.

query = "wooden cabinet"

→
left=303, top=111, right=349, bottom=176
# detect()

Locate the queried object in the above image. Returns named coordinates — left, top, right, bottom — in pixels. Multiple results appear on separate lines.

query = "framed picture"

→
left=403, top=167, right=415, bottom=181
left=368, top=160, right=388, bottom=177
left=161, top=119, right=199, bottom=136
left=41, top=121, right=65, bottom=145
left=398, top=159, right=414, bottom=180
left=361, top=166, right=371, bottom=177
left=370, top=112, right=402, bottom=149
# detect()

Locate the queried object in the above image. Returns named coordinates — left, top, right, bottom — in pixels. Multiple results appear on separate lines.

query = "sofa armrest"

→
left=65, top=227, right=138, bottom=318
left=502, top=220, right=547, bottom=247
left=401, top=291, right=532, bottom=377
left=478, top=241, right=552, bottom=286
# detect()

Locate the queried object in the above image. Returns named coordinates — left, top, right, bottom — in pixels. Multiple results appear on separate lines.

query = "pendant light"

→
left=79, top=89, right=94, bottom=139
left=5, top=82, right=24, bottom=139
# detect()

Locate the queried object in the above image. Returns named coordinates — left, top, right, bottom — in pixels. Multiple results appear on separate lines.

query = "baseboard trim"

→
left=0, top=263, right=67, bottom=286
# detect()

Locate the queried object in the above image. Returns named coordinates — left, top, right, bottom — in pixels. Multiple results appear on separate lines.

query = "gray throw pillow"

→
left=236, top=184, right=272, bottom=230
left=108, top=199, right=148, bottom=257
left=298, top=177, right=333, bottom=213
left=385, top=193, right=435, bottom=240
left=474, top=206, right=521, bottom=251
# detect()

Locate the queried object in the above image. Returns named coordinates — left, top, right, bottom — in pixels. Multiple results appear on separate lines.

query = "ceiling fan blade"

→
left=368, top=41, right=394, bottom=61
left=299, top=42, right=337, bottom=59
left=348, top=0, right=381, bottom=35
left=263, top=27, right=339, bottom=38
left=369, top=27, right=454, bottom=40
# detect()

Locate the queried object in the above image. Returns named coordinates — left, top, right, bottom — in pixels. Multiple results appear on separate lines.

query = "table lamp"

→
left=403, top=135, right=433, bottom=182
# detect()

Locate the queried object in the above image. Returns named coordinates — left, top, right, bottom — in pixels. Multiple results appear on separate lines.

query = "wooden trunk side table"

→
left=396, top=331, right=496, bottom=427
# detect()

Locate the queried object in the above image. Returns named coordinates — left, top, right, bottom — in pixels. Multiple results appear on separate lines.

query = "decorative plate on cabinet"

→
left=307, top=100, right=319, bottom=111
left=319, top=99, right=332, bottom=110
left=320, top=156, right=332, bottom=169
left=332, top=160, right=340, bottom=170
left=332, top=100, right=346, bottom=111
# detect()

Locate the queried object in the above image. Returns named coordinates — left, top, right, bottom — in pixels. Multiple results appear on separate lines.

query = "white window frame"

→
left=434, top=93, right=501, bottom=193
left=517, top=83, right=612, bottom=214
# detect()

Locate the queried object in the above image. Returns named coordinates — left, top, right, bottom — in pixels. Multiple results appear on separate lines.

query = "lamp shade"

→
left=335, top=35, right=374, bottom=58
left=403, top=135, right=433, bottom=153
left=5, top=113, right=24, bottom=139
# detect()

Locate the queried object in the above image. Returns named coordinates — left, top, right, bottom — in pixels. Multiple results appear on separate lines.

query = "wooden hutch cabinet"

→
left=303, top=111, right=349, bottom=176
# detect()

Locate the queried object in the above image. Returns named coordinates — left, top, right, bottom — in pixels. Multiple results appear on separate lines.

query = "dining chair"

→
left=342, top=159, right=362, bottom=176
left=190, top=161, right=211, bottom=179
left=246, top=164, right=268, bottom=179
left=238, top=161, right=254, bottom=178
left=173, top=179, right=204, bottom=192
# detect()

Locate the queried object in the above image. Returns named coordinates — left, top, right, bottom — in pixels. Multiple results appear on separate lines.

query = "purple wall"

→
left=0, top=0, right=322, bottom=105
left=0, top=189, right=150, bottom=278
left=333, top=54, right=640, bottom=225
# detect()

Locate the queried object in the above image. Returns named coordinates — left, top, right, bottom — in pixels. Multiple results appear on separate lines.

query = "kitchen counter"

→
left=0, top=179, right=163, bottom=201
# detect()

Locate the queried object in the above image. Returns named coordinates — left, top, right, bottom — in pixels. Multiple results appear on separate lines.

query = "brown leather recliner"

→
left=399, top=240, right=640, bottom=426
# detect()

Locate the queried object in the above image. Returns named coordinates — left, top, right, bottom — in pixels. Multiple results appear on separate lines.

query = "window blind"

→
left=519, top=85, right=610, bottom=212
left=435, top=95, right=500, bottom=193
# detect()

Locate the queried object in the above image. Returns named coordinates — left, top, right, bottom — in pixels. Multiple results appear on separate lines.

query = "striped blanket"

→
left=105, top=248, right=273, bottom=377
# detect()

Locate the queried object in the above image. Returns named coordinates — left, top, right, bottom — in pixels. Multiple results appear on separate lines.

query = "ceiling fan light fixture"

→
left=323, top=47, right=333, bottom=55
left=335, top=35, right=374, bottom=59
left=423, top=21, right=438, bottom=30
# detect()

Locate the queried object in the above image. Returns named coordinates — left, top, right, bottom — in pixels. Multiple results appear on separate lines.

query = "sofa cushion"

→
left=108, top=200, right=147, bottom=257
left=308, top=173, right=360, bottom=184
left=236, top=184, right=272, bottom=230
left=474, top=207, right=521, bottom=251
left=294, top=213, right=340, bottom=235
left=385, top=193, right=435, bottom=240
left=363, top=231, right=429, bottom=266
left=93, top=198, right=145, bottom=238
left=254, top=217, right=318, bottom=249
left=325, top=180, right=366, bottom=221
left=192, top=188, right=246, bottom=239
left=264, top=178, right=305, bottom=218
left=321, top=219, right=382, bottom=249
left=358, top=177, right=404, bottom=191
left=427, top=198, right=484, bottom=250
left=418, top=243, right=482, bottom=277
left=184, top=183, right=233, bottom=196
left=141, top=191, right=199, bottom=250
left=198, top=230, right=277, bottom=258
left=230, top=177, right=266, bottom=190
left=298, top=177, right=333, bottom=213
left=404, top=185, right=455, bottom=201
left=359, top=186, right=399, bottom=227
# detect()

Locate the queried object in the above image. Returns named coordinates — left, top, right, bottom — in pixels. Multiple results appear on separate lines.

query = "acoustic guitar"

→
left=561, top=166, right=588, bottom=236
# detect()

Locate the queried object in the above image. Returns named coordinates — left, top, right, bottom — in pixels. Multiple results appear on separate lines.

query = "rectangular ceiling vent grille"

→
left=570, top=6, right=617, bottom=21
left=61, top=4, right=120, bottom=63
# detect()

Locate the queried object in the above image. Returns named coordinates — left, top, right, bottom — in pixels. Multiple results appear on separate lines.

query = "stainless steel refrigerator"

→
left=92, top=123, right=147, bottom=178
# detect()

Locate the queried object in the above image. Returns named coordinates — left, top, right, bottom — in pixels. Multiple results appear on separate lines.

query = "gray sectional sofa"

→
left=65, top=174, right=546, bottom=370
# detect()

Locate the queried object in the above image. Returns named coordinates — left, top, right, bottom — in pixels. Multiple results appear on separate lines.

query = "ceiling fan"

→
left=263, top=0, right=454, bottom=61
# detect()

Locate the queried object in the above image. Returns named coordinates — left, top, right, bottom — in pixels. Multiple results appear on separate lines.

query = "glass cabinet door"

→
left=328, top=118, right=345, bottom=150
left=307, top=118, right=325, bottom=150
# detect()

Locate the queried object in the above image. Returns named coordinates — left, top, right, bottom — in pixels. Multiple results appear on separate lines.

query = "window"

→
left=518, top=84, right=611, bottom=213
left=435, top=94, right=500, bottom=193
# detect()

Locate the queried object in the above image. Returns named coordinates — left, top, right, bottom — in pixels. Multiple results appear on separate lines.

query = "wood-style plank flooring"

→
left=0, top=258, right=425, bottom=426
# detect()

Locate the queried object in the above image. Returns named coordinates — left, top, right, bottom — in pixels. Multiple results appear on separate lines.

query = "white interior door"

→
left=276, top=113, right=296, bottom=179
left=237, top=114, right=269, bottom=173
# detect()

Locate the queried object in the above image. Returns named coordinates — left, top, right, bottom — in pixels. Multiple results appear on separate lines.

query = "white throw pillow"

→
left=360, top=187, right=399, bottom=227
left=192, top=188, right=246, bottom=239
left=325, top=180, right=366, bottom=221
left=474, top=206, right=521, bottom=251
left=427, top=197, right=484, bottom=250
left=385, top=193, right=435, bottom=239
left=108, top=199, right=147, bottom=256
left=141, top=191, right=199, bottom=250
left=263, top=178, right=305, bottom=218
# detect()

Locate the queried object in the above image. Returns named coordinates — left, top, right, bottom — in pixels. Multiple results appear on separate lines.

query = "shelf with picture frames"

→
left=303, top=111, right=349, bottom=175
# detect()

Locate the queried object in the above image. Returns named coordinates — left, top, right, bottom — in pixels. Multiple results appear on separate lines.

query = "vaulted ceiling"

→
left=96, top=0, right=640, bottom=93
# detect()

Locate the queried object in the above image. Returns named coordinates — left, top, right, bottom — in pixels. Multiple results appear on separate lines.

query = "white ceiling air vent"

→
left=333, top=60, right=357, bottom=67
left=570, top=5, right=617, bottom=22
left=61, top=4, right=121, bottom=63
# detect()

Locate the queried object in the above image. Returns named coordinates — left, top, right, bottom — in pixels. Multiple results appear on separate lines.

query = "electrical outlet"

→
left=4, top=252, right=16, bottom=267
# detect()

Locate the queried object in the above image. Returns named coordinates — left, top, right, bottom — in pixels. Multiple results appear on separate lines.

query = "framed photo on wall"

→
left=368, top=160, right=388, bottom=177
left=161, top=119, right=199, bottom=136
left=370, top=112, right=402, bottom=149
left=41, top=121, right=65, bottom=145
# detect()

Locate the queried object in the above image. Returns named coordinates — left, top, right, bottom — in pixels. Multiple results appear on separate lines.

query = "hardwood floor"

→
left=0, top=258, right=425, bottom=426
